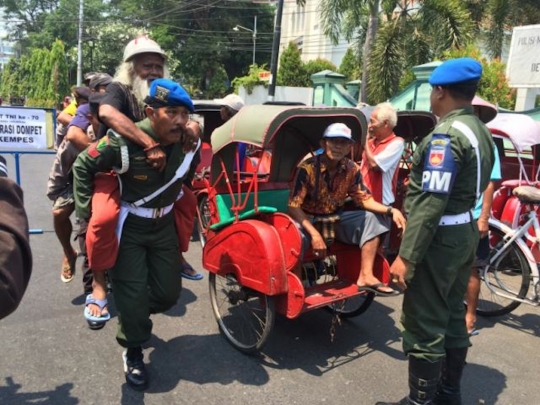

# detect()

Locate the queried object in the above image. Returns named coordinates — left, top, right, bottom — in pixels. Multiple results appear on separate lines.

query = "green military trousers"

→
left=110, top=212, right=181, bottom=348
left=401, top=221, right=478, bottom=362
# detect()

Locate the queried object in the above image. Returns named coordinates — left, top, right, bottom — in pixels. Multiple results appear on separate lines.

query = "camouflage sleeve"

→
left=73, top=135, right=122, bottom=219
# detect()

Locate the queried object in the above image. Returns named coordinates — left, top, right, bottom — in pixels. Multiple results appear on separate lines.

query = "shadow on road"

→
left=462, top=362, right=506, bottom=405
left=0, top=377, right=78, bottom=405
left=117, top=332, right=270, bottom=403
left=259, top=299, right=404, bottom=375
left=474, top=311, right=540, bottom=338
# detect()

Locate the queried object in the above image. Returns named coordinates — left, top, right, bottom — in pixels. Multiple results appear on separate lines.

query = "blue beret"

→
left=145, top=78, right=194, bottom=112
left=429, top=58, right=482, bottom=86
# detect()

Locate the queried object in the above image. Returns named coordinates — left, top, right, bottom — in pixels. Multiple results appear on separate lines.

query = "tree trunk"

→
left=360, top=2, right=379, bottom=103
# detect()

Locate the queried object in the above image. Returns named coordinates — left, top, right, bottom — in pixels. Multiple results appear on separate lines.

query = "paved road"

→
left=0, top=152, right=538, bottom=405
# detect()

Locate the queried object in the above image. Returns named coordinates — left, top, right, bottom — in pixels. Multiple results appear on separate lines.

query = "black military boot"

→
left=123, top=346, right=148, bottom=390
left=433, top=348, right=468, bottom=405
left=376, top=357, right=442, bottom=405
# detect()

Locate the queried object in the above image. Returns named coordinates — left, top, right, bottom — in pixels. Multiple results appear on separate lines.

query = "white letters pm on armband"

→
left=422, top=133, right=457, bottom=194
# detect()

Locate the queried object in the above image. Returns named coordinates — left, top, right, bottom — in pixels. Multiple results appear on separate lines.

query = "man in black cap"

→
left=378, top=58, right=495, bottom=405
left=55, top=86, right=91, bottom=148
left=88, top=73, right=113, bottom=93
left=73, top=78, right=200, bottom=391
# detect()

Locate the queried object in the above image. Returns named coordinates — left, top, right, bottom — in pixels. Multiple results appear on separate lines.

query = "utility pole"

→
left=252, top=15, right=257, bottom=66
left=76, top=0, right=84, bottom=86
left=267, top=0, right=284, bottom=101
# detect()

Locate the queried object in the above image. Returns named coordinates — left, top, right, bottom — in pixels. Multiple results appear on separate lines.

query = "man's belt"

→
left=439, top=211, right=472, bottom=226
left=122, top=202, right=174, bottom=219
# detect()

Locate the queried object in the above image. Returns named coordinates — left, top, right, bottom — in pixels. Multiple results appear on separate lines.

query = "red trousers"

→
left=86, top=173, right=197, bottom=271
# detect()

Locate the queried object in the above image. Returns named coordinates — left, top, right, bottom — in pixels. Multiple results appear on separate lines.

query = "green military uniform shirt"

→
left=73, top=118, right=187, bottom=219
left=399, top=106, right=494, bottom=264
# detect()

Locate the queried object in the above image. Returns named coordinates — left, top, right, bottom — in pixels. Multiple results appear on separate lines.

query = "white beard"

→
left=132, top=76, right=150, bottom=106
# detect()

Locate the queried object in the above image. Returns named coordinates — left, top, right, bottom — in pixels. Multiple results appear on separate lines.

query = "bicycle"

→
left=477, top=185, right=540, bottom=317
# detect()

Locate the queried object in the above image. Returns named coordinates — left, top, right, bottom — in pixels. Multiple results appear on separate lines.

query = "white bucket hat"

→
left=214, top=94, right=245, bottom=112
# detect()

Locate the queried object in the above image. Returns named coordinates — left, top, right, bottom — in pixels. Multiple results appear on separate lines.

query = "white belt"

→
left=123, top=202, right=174, bottom=219
left=439, top=211, right=472, bottom=226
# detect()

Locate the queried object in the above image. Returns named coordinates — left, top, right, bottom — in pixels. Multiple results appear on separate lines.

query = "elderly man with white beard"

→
left=80, top=36, right=202, bottom=330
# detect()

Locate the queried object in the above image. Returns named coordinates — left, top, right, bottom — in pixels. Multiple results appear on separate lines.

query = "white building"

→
left=280, top=0, right=350, bottom=67
left=0, top=40, right=15, bottom=70
left=279, top=1, right=511, bottom=68
left=0, top=10, right=15, bottom=70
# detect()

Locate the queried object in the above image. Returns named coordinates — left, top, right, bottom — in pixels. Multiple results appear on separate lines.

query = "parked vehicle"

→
left=195, top=104, right=440, bottom=353
left=489, top=113, right=540, bottom=226
left=476, top=113, right=540, bottom=317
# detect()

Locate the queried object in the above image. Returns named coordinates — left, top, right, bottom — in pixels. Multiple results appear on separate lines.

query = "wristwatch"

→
left=386, top=206, right=393, bottom=216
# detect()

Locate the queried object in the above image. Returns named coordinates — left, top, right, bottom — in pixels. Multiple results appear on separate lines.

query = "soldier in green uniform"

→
left=377, top=58, right=495, bottom=405
left=73, top=78, right=199, bottom=391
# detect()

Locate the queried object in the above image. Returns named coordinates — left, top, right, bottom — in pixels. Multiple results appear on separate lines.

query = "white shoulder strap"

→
left=131, top=139, right=201, bottom=207
left=451, top=121, right=481, bottom=199
left=108, top=130, right=129, bottom=174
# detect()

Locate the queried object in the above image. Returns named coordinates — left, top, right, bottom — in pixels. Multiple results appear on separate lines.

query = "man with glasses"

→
left=288, top=123, right=406, bottom=294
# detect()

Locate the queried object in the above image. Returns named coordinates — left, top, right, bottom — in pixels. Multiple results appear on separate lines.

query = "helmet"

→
left=123, top=35, right=167, bottom=63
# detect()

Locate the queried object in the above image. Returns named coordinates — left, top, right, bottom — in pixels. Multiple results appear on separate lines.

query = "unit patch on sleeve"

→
left=87, top=136, right=110, bottom=158
left=422, top=133, right=457, bottom=194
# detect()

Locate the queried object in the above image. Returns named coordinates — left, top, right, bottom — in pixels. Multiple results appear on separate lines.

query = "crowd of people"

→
left=0, top=33, right=499, bottom=401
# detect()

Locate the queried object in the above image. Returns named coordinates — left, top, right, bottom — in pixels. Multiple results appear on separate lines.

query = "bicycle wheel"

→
left=327, top=292, right=375, bottom=318
left=197, top=194, right=211, bottom=248
left=476, top=226, right=532, bottom=317
left=209, top=272, right=275, bottom=354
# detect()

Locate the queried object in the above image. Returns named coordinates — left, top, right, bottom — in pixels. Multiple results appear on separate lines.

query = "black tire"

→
left=326, top=292, right=375, bottom=318
left=476, top=225, right=531, bottom=317
left=197, top=194, right=211, bottom=248
left=209, top=272, right=275, bottom=354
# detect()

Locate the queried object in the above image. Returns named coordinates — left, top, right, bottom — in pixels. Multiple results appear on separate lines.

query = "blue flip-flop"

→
left=84, top=294, right=111, bottom=327
left=180, top=263, right=203, bottom=281
left=469, top=329, right=480, bottom=337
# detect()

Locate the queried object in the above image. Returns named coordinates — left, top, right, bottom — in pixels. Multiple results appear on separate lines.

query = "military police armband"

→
left=421, top=133, right=457, bottom=194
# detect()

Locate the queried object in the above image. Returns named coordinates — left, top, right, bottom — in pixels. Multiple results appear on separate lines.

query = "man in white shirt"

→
left=360, top=102, right=405, bottom=207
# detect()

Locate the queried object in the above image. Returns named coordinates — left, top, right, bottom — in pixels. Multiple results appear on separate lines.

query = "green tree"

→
left=367, top=0, right=474, bottom=104
left=47, top=40, right=70, bottom=107
left=463, top=0, right=540, bottom=59
left=339, top=47, right=361, bottom=81
left=303, top=58, right=337, bottom=87
left=442, top=45, right=515, bottom=109
left=232, top=64, right=269, bottom=95
left=277, top=42, right=306, bottom=87
left=320, top=0, right=381, bottom=102
left=1, top=58, right=17, bottom=100
left=0, top=0, right=276, bottom=95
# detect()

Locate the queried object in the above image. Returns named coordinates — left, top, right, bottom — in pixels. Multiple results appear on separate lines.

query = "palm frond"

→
left=484, top=0, right=510, bottom=59
left=420, top=0, right=474, bottom=55
left=367, top=19, right=406, bottom=103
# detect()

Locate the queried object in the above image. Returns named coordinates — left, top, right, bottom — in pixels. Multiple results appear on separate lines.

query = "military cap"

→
left=429, top=57, right=482, bottom=86
left=144, top=78, right=194, bottom=112
left=323, top=123, right=354, bottom=142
